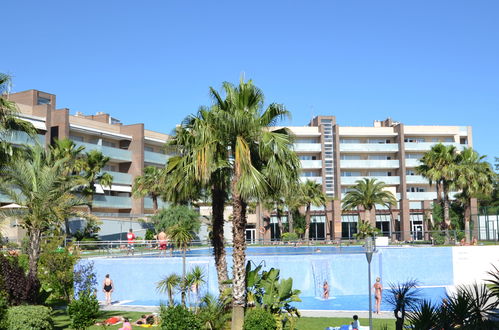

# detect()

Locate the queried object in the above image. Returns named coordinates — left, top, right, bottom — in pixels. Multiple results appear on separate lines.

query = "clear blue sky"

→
left=2, top=0, right=498, bottom=162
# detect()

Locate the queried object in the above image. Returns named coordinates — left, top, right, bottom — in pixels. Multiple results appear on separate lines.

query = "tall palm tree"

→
left=132, top=166, right=166, bottom=212
left=209, top=79, right=301, bottom=329
left=342, top=178, right=397, bottom=227
left=0, top=145, right=88, bottom=299
left=452, top=148, right=495, bottom=241
left=166, top=107, right=230, bottom=294
left=299, top=180, right=326, bottom=240
left=82, top=150, right=113, bottom=212
left=416, top=144, right=458, bottom=231
left=0, top=73, right=36, bottom=165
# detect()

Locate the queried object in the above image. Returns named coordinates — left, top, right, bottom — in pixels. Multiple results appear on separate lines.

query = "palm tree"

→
left=157, top=273, right=181, bottom=306
left=82, top=150, right=113, bottom=212
left=416, top=144, right=458, bottom=232
left=209, top=79, right=301, bottom=329
left=0, top=73, right=36, bottom=165
left=342, top=178, right=397, bottom=227
left=166, top=108, right=230, bottom=294
left=132, top=166, right=166, bottom=212
left=187, top=266, right=205, bottom=309
left=452, top=148, right=495, bottom=242
left=0, top=145, right=88, bottom=299
left=299, top=180, right=326, bottom=241
left=385, top=279, right=421, bottom=330
left=167, top=222, right=194, bottom=305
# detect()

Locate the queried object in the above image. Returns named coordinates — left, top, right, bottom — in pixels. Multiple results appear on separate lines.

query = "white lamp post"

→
left=365, top=236, right=376, bottom=330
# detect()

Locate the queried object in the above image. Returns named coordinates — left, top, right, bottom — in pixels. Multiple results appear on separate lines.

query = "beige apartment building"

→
left=2, top=89, right=475, bottom=242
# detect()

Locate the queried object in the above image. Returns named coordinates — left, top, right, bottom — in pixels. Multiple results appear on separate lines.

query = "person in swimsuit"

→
left=322, top=280, right=329, bottom=299
left=374, top=276, right=383, bottom=314
left=126, top=229, right=136, bottom=256
left=157, top=231, right=167, bottom=256
left=102, top=274, right=114, bottom=305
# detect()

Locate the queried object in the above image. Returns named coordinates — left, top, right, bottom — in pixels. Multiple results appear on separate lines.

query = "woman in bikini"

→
left=374, top=277, right=383, bottom=314
left=103, top=274, right=114, bottom=305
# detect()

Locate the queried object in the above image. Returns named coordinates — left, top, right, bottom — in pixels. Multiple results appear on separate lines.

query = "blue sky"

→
left=2, top=0, right=498, bottom=162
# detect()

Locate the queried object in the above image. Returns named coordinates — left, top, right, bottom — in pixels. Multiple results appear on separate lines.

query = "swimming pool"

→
left=85, top=245, right=458, bottom=311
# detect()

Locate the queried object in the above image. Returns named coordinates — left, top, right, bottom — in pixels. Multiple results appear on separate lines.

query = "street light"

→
left=365, top=236, right=376, bottom=330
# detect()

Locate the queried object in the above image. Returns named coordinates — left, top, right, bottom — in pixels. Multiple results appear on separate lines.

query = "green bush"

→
left=6, top=305, right=53, bottom=330
left=145, top=229, right=155, bottom=240
left=0, top=293, right=8, bottom=329
left=67, top=292, right=99, bottom=329
left=160, top=305, right=201, bottom=330
left=281, top=232, right=298, bottom=242
left=244, top=308, right=276, bottom=330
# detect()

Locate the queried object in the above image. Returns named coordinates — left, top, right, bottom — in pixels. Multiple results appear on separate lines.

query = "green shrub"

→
left=6, top=305, right=53, bottom=330
left=145, top=229, right=155, bottom=240
left=160, top=305, right=201, bottom=330
left=0, top=293, right=8, bottom=329
left=281, top=232, right=298, bottom=242
left=244, top=308, right=276, bottom=330
left=67, top=292, right=99, bottom=329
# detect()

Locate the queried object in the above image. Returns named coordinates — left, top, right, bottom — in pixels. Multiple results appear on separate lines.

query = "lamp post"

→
left=365, top=236, right=376, bottom=330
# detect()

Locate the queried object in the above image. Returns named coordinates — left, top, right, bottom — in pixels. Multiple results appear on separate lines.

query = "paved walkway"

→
left=100, top=302, right=395, bottom=319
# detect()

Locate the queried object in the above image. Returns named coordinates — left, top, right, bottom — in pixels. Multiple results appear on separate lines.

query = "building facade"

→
left=3, top=89, right=476, bottom=242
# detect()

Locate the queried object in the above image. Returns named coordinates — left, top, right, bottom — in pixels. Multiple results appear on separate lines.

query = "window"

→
left=70, top=135, right=84, bottom=142
left=444, top=137, right=454, bottom=142
left=341, top=155, right=361, bottom=160
left=299, top=155, right=317, bottom=160
left=340, top=139, right=360, bottom=144
left=296, top=138, right=320, bottom=143
left=405, top=138, right=425, bottom=143
left=368, top=139, right=390, bottom=144
left=341, top=171, right=361, bottom=177
left=369, top=171, right=389, bottom=176
left=368, top=155, right=391, bottom=160
left=103, top=165, right=117, bottom=172
left=406, top=187, right=426, bottom=192
left=144, top=146, right=154, bottom=152
left=37, top=96, right=51, bottom=105
left=102, top=140, right=116, bottom=148
left=300, top=171, right=318, bottom=177
left=406, top=170, right=416, bottom=176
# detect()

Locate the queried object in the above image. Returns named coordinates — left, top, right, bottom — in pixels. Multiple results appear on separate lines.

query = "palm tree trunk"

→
left=276, top=208, right=284, bottom=237
left=231, top=177, right=247, bottom=330
left=288, top=210, right=294, bottom=234
left=464, top=198, right=471, bottom=242
left=152, top=195, right=158, bottom=213
left=442, top=185, right=451, bottom=244
left=27, top=228, right=42, bottom=303
left=304, top=204, right=311, bottom=241
left=181, top=248, right=186, bottom=306
left=211, top=185, right=229, bottom=294
left=436, top=181, right=443, bottom=204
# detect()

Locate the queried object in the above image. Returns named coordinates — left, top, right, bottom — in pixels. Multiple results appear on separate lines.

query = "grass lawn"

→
left=52, top=309, right=395, bottom=330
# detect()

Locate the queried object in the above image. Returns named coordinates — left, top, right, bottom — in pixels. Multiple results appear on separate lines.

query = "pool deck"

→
left=100, top=302, right=396, bottom=319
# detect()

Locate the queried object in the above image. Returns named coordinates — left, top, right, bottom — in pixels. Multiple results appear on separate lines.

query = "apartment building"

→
left=3, top=89, right=475, bottom=242
left=1, top=90, right=169, bottom=239
left=261, top=116, right=475, bottom=242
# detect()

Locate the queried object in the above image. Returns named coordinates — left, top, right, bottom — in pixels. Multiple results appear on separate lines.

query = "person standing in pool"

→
left=102, top=274, right=114, bottom=305
left=374, top=276, right=383, bottom=314
left=126, top=229, right=136, bottom=256
left=322, top=280, right=329, bottom=299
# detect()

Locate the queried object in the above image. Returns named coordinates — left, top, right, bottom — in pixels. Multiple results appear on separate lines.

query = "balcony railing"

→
left=93, top=195, right=132, bottom=208
left=293, top=143, right=322, bottom=152
left=75, top=141, right=132, bottom=162
left=300, top=160, right=322, bottom=169
left=406, top=192, right=437, bottom=201
left=340, top=159, right=400, bottom=169
left=405, top=159, right=422, bottom=168
left=340, top=143, right=399, bottom=153
left=406, top=175, right=428, bottom=184
left=1, top=131, right=45, bottom=146
left=144, top=151, right=168, bottom=165
left=300, top=176, right=323, bottom=184
left=340, top=176, right=400, bottom=185
left=144, top=197, right=168, bottom=209
left=404, top=142, right=464, bottom=151
left=105, top=171, right=132, bottom=185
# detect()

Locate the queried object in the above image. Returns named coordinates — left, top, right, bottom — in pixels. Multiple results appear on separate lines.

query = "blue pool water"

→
left=85, top=246, right=453, bottom=311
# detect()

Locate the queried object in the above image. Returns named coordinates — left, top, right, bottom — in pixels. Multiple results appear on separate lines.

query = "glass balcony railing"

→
left=339, top=143, right=399, bottom=153
left=404, top=142, right=464, bottom=151
left=74, top=141, right=132, bottom=162
left=300, top=160, right=322, bottom=169
left=92, top=195, right=132, bottom=208
left=406, top=192, right=437, bottom=201
left=144, top=151, right=168, bottom=165
left=406, top=175, right=428, bottom=184
left=405, top=159, right=422, bottom=168
left=340, top=159, right=399, bottom=169
left=1, top=131, right=45, bottom=146
left=105, top=171, right=132, bottom=185
left=340, top=176, right=400, bottom=185
left=293, top=143, right=322, bottom=152
left=300, top=176, right=323, bottom=184
left=144, top=197, right=168, bottom=209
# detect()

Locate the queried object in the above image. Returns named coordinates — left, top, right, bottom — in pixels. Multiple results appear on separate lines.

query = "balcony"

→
left=404, top=142, right=464, bottom=152
left=106, top=171, right=132, bottom=185
left=340, top=176, right=400, bottom=185
left=144, top=197, right=168, bottom=209
left=340, top=159, right=399, bottom=169
left=405, top=159, right=422, bottom=168
left=92, top=195, right=132, bottom=208
left=407, top=192, right=437, bottom=201
left=300, top=176, right=323, bottom=184
left=1, top=131, right=45, bottom=146
left=300, top=160, right=322, bottom=169
left=75, top=141, right=132, bottom=162
left=293, top=143, right=322, bottom=152
left=340, top=143, right=399, bottom=153
left=144, top=151, right=168, bottom=165
left=406, top=175, right=428, bottom=184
